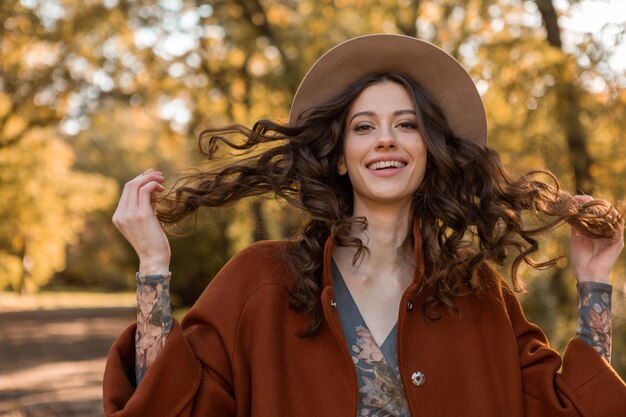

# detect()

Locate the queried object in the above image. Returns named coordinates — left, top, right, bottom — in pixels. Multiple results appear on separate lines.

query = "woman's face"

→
left=338, top=81, right=427, bottom=211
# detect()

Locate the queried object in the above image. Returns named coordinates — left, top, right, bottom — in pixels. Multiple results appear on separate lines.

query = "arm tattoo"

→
left=577, top=282, right=612, bottom=363
left=135, top=272, right=173, bottom=385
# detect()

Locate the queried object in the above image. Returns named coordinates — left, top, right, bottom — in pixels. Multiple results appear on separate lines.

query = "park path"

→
left=0, top=307, right=136, bottom=417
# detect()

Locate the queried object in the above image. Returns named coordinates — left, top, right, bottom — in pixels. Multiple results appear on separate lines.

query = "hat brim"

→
left=289, top=34, right=487, bottom=144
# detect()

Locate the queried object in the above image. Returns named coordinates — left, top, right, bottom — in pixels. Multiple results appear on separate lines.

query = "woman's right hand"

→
left=112, top=169, right=171, bottom=275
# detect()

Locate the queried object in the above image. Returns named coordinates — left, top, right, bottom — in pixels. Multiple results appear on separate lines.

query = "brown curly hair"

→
left=158, top=72, right=622, bottom=335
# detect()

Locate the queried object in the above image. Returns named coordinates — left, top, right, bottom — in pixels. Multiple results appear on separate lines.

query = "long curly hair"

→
left=158, top=72, right=622, bottom=335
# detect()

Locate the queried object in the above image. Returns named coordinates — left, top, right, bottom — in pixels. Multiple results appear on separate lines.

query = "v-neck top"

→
left=331, top=260, right=411, bottom=417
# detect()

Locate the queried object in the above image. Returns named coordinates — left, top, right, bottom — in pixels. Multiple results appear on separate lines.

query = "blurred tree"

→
left=470, top=0, right=626, bottom=371
left=0, top=0, right=134, bottom=292
left=530, top=0, right=592, bottom=343
left=0, top=126, right=117, bottom=293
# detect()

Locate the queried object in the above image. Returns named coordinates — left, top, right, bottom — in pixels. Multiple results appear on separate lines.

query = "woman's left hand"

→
left=570, top=195, right=624, bottom=283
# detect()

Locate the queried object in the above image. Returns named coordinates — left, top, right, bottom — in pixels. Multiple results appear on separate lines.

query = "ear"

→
left=337, top=154, right=348, bottom=175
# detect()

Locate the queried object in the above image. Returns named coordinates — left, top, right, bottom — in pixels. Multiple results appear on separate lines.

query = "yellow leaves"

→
left=226, top=202, right=256, bottom=253
left=306, top=19, right=329, bottom=38
left=266, top=4, right=296, bottom=27
left=3, top=14, right=33, bottom=34
left=246, top=53, right=268, bottom=77
left=298, top=1, right=314, bottom=17
left=321, top=5, right=335, bottom=19
left=0, top=126, right=118, bottom=291
left=0, top=253, right=22, bottom=291
left=421, top=2, right=442, bottom=22
left=2, top=115, right=27, bottom=142
left=227, top=48, right=246, bottom=68
left=23, top=41, right=62, bottom=69
left=0, top=93, right=12, bottom=118
left=230, top=78, right=246, bottom=102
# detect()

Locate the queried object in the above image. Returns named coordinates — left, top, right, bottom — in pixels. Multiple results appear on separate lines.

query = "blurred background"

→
left=0, top=0, right=625, bottom=415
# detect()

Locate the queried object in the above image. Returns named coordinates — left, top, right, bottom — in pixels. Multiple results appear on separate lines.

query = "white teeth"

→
left=367, top=160, right=406, bottom=170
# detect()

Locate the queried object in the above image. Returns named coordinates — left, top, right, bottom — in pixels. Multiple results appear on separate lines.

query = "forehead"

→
left=349, top=81, right=415, bottom=113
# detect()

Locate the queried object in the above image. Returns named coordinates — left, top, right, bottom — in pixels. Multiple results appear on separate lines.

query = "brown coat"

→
left=103, top=239, right=626, bottom=417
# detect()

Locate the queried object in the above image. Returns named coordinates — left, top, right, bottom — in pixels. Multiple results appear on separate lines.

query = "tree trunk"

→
left=252, top=200, right=268, bottom=242
left=534, top=0, right=595, bottom=347
left=18, top=240, right=33, bottom=295
left=396, top=0, right=422, bottom=38
left=535, top=0, right=594, bottom=195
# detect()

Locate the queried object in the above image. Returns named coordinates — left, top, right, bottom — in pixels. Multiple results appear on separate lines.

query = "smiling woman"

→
left=104, top=34, right=625, bottom=417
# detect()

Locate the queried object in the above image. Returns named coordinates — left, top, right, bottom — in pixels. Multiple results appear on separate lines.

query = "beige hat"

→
left=289, top=34, right=487, bottom=144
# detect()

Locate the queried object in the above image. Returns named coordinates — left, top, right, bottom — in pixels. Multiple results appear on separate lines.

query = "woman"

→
left=104, top=34, right=626, bottom=416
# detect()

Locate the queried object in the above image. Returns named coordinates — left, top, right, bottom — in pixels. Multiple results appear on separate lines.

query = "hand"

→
left=112, top=169, right=171, bottom=275
left=570, top=195, right=624, bottom=283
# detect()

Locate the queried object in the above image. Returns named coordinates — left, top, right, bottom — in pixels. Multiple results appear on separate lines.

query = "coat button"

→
left=411, top=371, right=425, bottom=387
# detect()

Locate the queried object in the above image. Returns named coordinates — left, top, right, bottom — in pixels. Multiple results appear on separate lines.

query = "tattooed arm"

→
left=112, top=169, right=172, bottom=384
left=577, top=282, right=612, bottom=362
left=569, top=196, right=623, bottom=363
left=135, top=272, right=173, bottom=384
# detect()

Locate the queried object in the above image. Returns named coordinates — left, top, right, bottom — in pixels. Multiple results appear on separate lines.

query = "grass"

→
left=0, top=289, right=136, bottom=312
left=0, top=288, right=192, bottom=321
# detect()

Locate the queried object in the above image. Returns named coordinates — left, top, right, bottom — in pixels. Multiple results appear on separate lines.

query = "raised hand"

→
left=570, top=195, right=624, bottom=283
left=112, top=169, right=171, bottom=275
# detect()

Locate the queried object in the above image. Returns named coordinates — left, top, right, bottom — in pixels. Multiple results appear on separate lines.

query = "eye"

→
left=397, top=121, right=418, bottom=129
left=354, top=123, right=374, bottom=132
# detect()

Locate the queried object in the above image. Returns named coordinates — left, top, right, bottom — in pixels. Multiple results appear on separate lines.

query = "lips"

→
left=366, top=160, right=407, bottom=170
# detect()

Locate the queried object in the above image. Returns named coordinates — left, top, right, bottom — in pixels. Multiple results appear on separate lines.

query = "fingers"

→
left=113, top=169, right=166, bottom=230
left=128, top=170, right=165, bottom=207
left=139, top=179, right=165, bottom=211
left=570, top=194, right=593, bottom=240
left=573, top=194, right=593, bottom=204
left=126, top=169, right=165, bottom=208
left=606, top=214, right=626, bottom=246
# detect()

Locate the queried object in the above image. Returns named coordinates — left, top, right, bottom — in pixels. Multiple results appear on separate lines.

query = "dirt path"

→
left=0, top=307, right=136, bottom=417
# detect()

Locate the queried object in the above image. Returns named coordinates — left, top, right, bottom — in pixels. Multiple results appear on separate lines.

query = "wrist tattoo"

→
left=577, top=282, right=612, bottom=363
left=135, top=272, right=173, bottom=384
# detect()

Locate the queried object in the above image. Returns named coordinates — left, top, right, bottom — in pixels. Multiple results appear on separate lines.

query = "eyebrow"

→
left=349, top=109, right=417, bottom=123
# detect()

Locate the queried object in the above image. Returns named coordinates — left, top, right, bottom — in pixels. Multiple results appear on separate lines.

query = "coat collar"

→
left=321, top=219, right=424, bottom=287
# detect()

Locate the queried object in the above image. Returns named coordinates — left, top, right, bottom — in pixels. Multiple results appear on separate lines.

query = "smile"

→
left=366, top=160, right=407, bottom=170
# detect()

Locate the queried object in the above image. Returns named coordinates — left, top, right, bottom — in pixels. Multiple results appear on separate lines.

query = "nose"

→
left=375, top=126, right=397, bottom=150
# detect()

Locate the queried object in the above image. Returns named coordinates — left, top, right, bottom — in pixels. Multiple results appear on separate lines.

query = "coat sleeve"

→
left=102, top=241, right=288, bottom=417
left=500, top=284, right=626, bottom=417
left=102, top=318, right=236, bottom=417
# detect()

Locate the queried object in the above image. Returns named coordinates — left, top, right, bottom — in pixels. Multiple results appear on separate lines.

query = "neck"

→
left=333, top=199, right=414, bottom=280
left=354, top=198, right=412, bottom=248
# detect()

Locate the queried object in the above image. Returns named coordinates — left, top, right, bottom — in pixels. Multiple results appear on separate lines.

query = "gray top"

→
left=331, top=260, right=410, bottom=417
